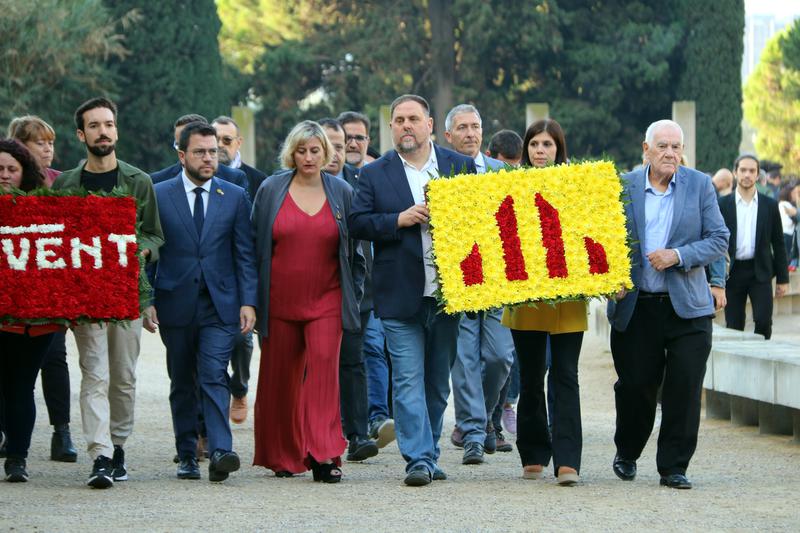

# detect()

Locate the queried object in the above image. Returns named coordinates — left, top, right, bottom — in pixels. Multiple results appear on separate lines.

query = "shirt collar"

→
left=182, top=171, right=213, bottom=194
left=474, top=153, right=486, bottom=172
left=230, top=151, right=242, bottom=169
left=735, top=188, right=758, bottom=206
left=398, top=140, right=438, bottom=173
left=644, top=164, right=676, bottom=194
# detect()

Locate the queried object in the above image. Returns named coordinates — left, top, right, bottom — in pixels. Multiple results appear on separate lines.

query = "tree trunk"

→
left=427, top=0, right=455, bottom=145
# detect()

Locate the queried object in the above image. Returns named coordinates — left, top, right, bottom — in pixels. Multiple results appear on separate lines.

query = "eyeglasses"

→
left=184, top=148, right=219, bottom=158
left=346, top=134, right=369, bottom=143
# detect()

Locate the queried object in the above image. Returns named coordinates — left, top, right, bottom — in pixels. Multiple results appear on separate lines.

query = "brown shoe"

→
left=557, top=466, right=579, bottom=486
left=197, top=437, right=209, bottom=460
left=230, top=396, right=248, bottom=424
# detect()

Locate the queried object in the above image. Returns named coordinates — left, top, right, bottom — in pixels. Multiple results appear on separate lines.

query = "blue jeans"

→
left=363, top=311, right=390, bottom=423
left=452, top=308, right=514, bottom=443
left=381, top=298, right=460, bottom=474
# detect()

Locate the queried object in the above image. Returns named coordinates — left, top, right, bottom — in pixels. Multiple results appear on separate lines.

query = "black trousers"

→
left=725, top=259, right=774, bottom=339
left=611, top=295, right=711, bottom=476
left=512, top=329, right=583, bottom=474
left=339, top=311, right=370, bottom=441
left=0, top=331, right=54, bottom=458
left=40, top=331, right=70, bottom=426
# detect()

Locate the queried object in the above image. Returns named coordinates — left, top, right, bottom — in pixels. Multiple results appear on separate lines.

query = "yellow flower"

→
left=428, top=161, right=632, bottom=312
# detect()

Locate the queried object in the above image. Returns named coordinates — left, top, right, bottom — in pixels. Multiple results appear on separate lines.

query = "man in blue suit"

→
left=607, top=120, right=729, bottom=490
left=150, top=114, right=250, bottom=198
left=145, top=122, right=257, bottom=483
left=443, top=104, right=515, bottom=464
left=349, top=94, right=476, bottom=486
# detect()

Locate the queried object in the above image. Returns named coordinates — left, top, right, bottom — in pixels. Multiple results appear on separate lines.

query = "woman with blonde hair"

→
left=251, top=121, right=364, bottom=482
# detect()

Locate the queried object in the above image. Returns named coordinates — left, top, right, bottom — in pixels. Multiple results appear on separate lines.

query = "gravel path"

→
left=1, top=310, right=798, bottom=531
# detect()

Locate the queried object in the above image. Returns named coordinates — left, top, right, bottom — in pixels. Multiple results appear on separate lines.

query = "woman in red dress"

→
left=251, top=121, right=364, bottom=482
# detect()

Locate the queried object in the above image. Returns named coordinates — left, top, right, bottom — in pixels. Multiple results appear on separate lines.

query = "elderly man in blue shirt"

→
left=607, top=120, right=729, bottom=490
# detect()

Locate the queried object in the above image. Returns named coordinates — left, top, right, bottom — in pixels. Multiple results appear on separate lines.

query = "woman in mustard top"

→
left=501, top=119, right=587, bottom=486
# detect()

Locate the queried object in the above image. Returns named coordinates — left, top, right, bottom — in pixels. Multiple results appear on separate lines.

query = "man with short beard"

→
left=53, top=97, right=164, bottom=489
left=147, top=121, right=257, bottom=483
left=349, top=94, right=476, bottom=486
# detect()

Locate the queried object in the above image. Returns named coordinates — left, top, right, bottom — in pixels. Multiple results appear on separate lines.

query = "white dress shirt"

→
left=182, top=171, right=211, bottom=216
left=734, top=189, right=758, bottom=260
left=398, top=142, right=439, bottom=297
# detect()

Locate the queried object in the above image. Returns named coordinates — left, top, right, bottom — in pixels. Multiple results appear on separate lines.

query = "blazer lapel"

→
left=384, top=152, right=416, bottom=208
left=168, top=178, right=199, bottom=243
left=201, top=177, right=222, bottom=242
left=666, top=168, right=687, bottom=242
left=629, top=171, right=646, bottom=257
left=754, top=193, right=767, bottom=251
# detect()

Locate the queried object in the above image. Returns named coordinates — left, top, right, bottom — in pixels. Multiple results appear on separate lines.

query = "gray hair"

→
left=445, top=104, right=482, bottom=132
left=644, top=119, right=684, bottom=145
left=278, top=120, right=334, bottom=170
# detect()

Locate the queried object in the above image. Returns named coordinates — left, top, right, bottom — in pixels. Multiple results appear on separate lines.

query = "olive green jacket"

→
left=53, top=159, right=164, bottom=262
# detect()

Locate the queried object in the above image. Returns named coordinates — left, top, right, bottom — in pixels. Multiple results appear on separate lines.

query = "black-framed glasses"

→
left=346, top=134, right=369, bottom=143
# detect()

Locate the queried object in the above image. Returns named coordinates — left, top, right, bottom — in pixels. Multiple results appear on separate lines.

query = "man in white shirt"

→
left=717, top=154, right=790, bottom=339
left=348, top=95, right=476, bottom=486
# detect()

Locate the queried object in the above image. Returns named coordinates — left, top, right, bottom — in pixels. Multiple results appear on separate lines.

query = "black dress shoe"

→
left=432, top=466, right=447, bottom=481
left=346, top=438, right=379, bottom=462
left=462, top=442, right=485, bottom=465
left=209, top=450, right=240, bottom=482
left=177, top=457, right=201, bottom=480
left=660, top=474, right=692, bottom=489
left=404, top=465, right=431, bottom=487
left=613, top=454, right=636, bottom=481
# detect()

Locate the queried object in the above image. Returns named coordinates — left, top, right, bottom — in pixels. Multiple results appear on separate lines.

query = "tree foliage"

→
left=674, top=0, right=743, bottom=172
left=744, top=19, right=800, bottom=175
left=220, top=1, right=743, bottom=174
left=0, top=0, right=130, bottom=168
left=104, top=0, right=229, bottom=172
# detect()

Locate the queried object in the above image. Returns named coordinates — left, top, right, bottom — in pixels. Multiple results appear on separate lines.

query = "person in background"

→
left=7, top=116, right=77, bottom=462
left=318, top=117, right=379, bottom=461
left=485, top=128, right=523, bottom=436
left=501, top=119, right=588, bottom=486
left=337, top=111, right=397, bottom=448
left=778, top=183, right=798, bottom=269
left=0, top=139, right=64, bottom=482
left=444, top=104, right=515, bottom=464
left=712, top=168, right=734, bottom=197
left=211, top=115, right=268, bottom=426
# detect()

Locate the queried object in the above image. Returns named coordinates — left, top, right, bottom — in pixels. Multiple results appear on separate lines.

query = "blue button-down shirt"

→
left=641, top=167, right=676, bottom=293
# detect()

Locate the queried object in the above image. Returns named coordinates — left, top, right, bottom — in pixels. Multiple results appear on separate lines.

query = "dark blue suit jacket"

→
left=151, top=162, right=251, bottom=201
left=152, top=176, right=258, bottom=328
left=348, top=145, right=476, bottom=319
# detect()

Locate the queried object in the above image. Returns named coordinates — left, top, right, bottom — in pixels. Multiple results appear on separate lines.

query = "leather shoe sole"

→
left=660, top=474, right=692, bottom=489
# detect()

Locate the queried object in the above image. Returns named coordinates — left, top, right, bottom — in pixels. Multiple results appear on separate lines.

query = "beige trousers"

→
left=72, top=319, right=142, bottom=460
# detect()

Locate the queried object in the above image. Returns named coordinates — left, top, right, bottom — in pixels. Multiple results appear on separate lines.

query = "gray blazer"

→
left=607, top=165, right=729, bottom=332
left=251, top=170, right=365, bottom=336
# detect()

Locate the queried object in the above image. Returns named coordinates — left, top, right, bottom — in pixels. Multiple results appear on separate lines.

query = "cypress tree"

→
left=104, top=0, right=228, bottom=172
left=675, top=0, right=744, bottom=172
